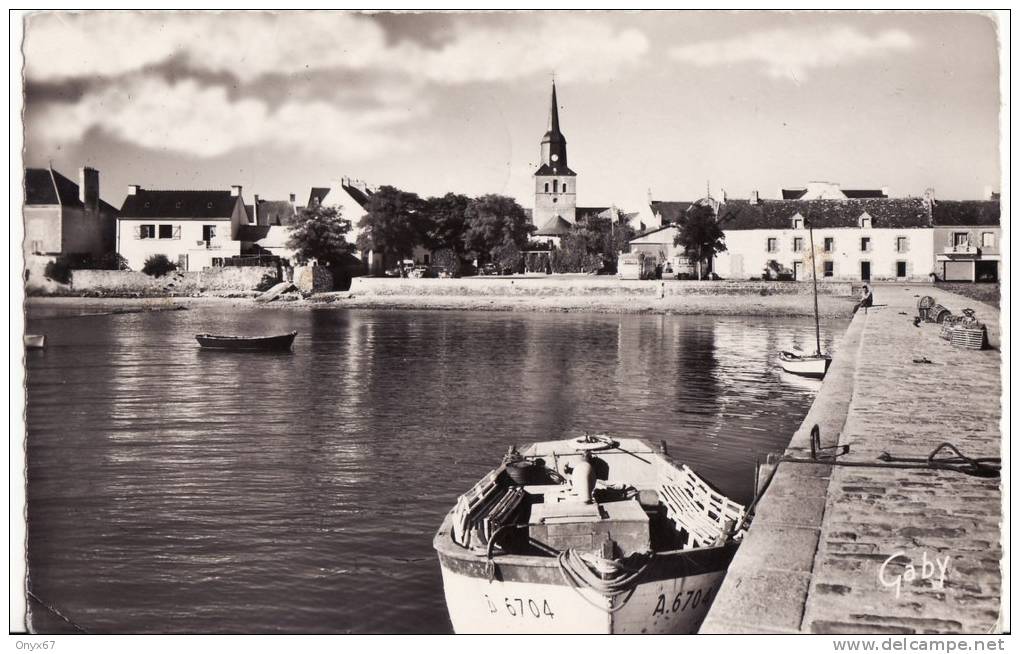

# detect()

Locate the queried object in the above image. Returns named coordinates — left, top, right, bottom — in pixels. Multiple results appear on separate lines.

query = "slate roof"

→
left=255, top=199, right=296, bottom=226
left=236, top=224, right=272, bottom=242
left=534, top=215, right=574, bottom=236
left=650, top=200, right=693, bottom=224
left=120, top=189, right=241, bottom=220
left=718, top=198, right=930, bottom=230
left=25, top=167, right=118, bottom=213
left=534, top=163, right=577, bottom=177
left=780, top=188, right=887, bottom=200
left=308, top=187, right=330, bottom=206
left=931, top=200, right=1000, bottom=226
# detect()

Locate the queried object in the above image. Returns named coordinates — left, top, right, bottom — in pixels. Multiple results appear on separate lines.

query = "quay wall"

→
left=349, top=278, right=855, bottom=298
left=70, top=267, right=275, bottom=295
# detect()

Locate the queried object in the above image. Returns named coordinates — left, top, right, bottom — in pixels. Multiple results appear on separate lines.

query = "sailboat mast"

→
left=807, top=219, right=821, bottom=356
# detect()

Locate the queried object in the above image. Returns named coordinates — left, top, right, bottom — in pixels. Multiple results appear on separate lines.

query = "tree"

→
left=462, top=194, right=534, bottom=263
left=673, top=203, right=726, bottom=280
left=357, top=186, right=425, bottom=265
left=422, top=193, right=471, bottom=256
left=286, top=203, right=353, bottom=268
left=142, top=254, right=177, bottom=278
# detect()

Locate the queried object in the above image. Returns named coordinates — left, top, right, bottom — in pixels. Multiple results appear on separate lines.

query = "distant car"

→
left=479, top=263, right=500, bottom=276
left=409, top=265, right=434, bottom=279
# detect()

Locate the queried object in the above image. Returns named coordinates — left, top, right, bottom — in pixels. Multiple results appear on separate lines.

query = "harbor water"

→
left=24, top=305, right=845, bottom=634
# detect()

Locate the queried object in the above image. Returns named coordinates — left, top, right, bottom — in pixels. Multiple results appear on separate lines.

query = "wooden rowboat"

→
left=24, top=334, right=45, bottom=349
left=778, top=350, right=831, bottom=378
left=433, top=434, right=746, bottom=634
left=195, top=331, right=297, bottom=351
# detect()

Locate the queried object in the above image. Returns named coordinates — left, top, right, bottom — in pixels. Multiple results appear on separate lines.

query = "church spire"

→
left=548, top=80, right=560, bottom=136
left=540, top=80, right=569, bottom=171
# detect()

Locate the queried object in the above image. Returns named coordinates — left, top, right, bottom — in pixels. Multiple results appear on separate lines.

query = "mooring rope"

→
left=555, top=549, right=654, bottom=614
left=26, top=590, right=90, bottom=634
left=781, top=441, right=1000, bottom=478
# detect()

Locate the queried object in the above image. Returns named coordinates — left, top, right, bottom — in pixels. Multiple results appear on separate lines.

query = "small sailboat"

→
left=24, top=334, right=46, bottom=349
left=433, top=434, right=746, bottom=634
left=780, top=216, right=831, bottom=378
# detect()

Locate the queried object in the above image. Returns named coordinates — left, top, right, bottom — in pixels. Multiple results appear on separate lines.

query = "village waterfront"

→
left=24, top=302, right=846, bottom=634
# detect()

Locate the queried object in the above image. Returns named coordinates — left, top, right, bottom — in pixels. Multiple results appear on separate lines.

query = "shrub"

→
left=44, top=256, right=73, bottom=284
left=95, top=252, right=129, bottom=271
left=142, top=254, right=177, bottom=278
left=255, top=273, right=279, bottom=292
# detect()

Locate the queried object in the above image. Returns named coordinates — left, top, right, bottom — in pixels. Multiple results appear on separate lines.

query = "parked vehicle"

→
left=617, top=253, right=657, bottom=280
left=479, top=263, right=500, bottom=276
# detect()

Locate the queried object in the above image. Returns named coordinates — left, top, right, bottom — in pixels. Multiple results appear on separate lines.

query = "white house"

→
left=117, top=185, right=248, bottom=271
left=713, top=195, right=934, bottom=282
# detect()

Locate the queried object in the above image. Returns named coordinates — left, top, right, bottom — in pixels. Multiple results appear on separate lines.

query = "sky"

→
left=21, top=11, right=1003, bottom=219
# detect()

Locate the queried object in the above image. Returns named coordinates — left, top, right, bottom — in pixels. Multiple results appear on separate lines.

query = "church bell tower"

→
left=533, top=81, right=577, bottom=228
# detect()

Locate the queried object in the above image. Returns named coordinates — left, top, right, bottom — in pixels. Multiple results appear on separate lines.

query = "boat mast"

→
left=807, top=216, right=821, bottom=356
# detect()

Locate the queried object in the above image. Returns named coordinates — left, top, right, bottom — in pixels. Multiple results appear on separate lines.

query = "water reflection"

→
left=25, top=306, right=845, bottom=634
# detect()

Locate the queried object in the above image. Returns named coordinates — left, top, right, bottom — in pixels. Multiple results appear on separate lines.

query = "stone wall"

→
left=293, top=265, right=333, bottom=293
left=349, top=277, right=854, bottom=298
left=71, top=267, right=276, bottom=295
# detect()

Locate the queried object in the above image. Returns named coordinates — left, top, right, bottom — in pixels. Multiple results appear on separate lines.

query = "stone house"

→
left=24, top=166, right=119, bottom=273
left=117, top=185, right=249, bottom=271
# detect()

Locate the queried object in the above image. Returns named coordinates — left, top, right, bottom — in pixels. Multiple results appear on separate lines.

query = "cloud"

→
left=30, top=76, right=423, bottom=159
left=24, top=12, right=649, bottom=84
left=667, top=25, right=916, bottom=81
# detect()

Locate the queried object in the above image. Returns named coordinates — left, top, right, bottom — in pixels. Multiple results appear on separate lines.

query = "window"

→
left=982, top=232, right=994, bottom=247
left=793, top=217, right=803, bottom=229
left=823, top=261, right=834, bottom=277
left=896, top=236, right=907, bottom=253
left=158, top=224, right=174, bottom=239
left=860, top=215, right=872, bottom=229
left=202, top=225, right=217, bottom=241
left=766, top=237, right=778, bottom=253
left=211, top=258, right=223, bottom=267
left=824, top=237, right=834, bottom=253
left=544, top=183, right=549, bottom=193
left=860, top=237, right=871, bottom=252
left=553, top=180, right=559, bottom=193
left=793, top=237, right=803, bottom=252
left=139, top=224, right=155, bottom=239
left=953, top=232, right=969, bottom=247
left=896, top=261, right=907, bottom=277
left=563, top=183, right=568, bottom=193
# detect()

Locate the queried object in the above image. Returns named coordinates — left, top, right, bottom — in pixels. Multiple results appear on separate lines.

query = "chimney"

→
left=289, top=193, right=296, bottom=204
left=750, top=190, right=760, bottom=205
left=252, top=194, right=260, bottom=224
left=881, top=186, right=890, bottom=198
left=127, top=184, right=140, bottom=195
left=79, top=167, right=99, bottom=210
left=231, top=185, right=242, bottom=197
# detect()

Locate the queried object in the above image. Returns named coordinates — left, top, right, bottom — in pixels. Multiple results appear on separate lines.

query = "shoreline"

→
left=25, top=292, right=856, bottom=318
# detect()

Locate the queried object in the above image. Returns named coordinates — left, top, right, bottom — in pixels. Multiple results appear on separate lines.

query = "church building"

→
left=532, top=82, right=578, bottom=241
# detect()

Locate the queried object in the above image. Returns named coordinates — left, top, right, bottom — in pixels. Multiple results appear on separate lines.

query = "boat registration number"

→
left=652, top=586, right=715, bottom=616
left=483, top=594, right=555, bottom=619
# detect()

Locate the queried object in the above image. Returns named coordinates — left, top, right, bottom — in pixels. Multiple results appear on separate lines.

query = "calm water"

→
left=25, top=305, right=845, bottom=634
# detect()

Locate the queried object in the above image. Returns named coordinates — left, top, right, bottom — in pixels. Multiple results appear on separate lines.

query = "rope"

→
left=26, top=590, right=90, bottom=634
left=781, top=441, right=1000, bottom=478
left=555, top=549, right=654, bottom=614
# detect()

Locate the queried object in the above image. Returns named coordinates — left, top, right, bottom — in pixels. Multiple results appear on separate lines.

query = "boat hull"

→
left=195, top=331, right=296, bottom=351
left=435, top=514, right=738, bottom=634
left=779, top=352, right=830, bottom=378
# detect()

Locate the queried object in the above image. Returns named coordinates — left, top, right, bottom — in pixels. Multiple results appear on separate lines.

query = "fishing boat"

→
left=779, top=215, right=832, bottom=378
left=195, top=331, right=297, bottom=351
left=433, top=434, right=746, bottom=634
left=24, top=334, right=45, bottom=349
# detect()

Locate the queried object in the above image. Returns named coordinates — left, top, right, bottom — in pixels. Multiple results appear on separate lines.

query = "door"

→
left=794, top=261, right=804, bottom=281
left=860, top=261, right=871, bottom=281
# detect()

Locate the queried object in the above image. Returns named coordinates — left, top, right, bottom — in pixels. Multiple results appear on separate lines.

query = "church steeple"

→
left=539, top=81, right=571, bottom=173
left=533, top=80, right=577, bottom=229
